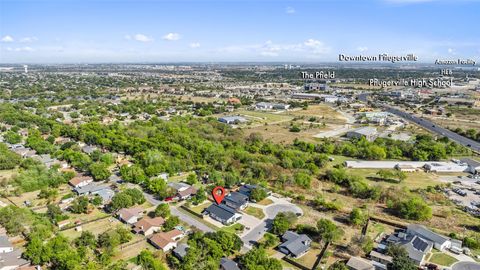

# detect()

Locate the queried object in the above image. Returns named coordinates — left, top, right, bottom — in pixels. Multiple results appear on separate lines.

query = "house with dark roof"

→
left=278, top=231, right=312, bottom=258
left=203, top=204, right=242, bottom=225
left=238, top=184, right=270, bottom=200
left=220, top=257, right=240, bottom=270
left=385, top=229, right=433, bottom=266
left=172, top=244, right=189, bottom=261
left=406, top=224, right=451, bottom=251
left=223, top=192, right=248, bottom=210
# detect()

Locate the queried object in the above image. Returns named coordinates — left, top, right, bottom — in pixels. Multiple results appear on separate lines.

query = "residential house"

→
left=0, top=249, right=29, bottom=270
left=406, top=224, right=452, bottom=251
left=203, top=204, right=242, bottom=225
left=238, top=184, right=270, bottom=198
left=386, top=230, right=433, bottom=266
left=278, top=231, right=312, bottom=258
left=223, top=192, right=248, bottom=210
left=68, top=175, right=94, bottom=188
left=172, top=244, right=189, bottom=261
left=346, top=127, right=378, bottom=142
left=220, top=258, right=240, bottom=270
left=346, top=256, right=375, bottom=270
left=369, top=250, right=392, bottom=266
left=133, top=217, right=165, bottom=236
left=117, top=207, right=144, bottom=225
left=148, top=229, right=184, bottom=252
left=168, top=183, right=197, bottom=200
left=177, top=186, right=197, bottom=200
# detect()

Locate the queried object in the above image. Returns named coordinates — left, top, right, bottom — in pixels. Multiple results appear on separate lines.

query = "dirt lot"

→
left=61, top=216, right=122, bottom=239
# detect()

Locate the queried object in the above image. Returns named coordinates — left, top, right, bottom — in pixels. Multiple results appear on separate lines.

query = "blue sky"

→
left=1, top=0, right=479, bottom=63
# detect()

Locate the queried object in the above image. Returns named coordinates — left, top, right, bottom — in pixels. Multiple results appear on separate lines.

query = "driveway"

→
left=240, top=196, right=303, bottom=249
left=451, top=261, right=480, bottom=270
left=140, top=189, right=214, bottom=233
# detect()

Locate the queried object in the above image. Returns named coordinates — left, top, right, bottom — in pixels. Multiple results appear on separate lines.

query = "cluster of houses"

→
left=346, top=224, right=463, bottom=270
left=0, top=233, right=34, bottom=270
left=203, top=184, right=267, bottom=225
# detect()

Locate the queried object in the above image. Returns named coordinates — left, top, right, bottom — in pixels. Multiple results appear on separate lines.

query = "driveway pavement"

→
left=451, top=261, right=480, bottom=270
left=240, top=195, right=303, bottom=249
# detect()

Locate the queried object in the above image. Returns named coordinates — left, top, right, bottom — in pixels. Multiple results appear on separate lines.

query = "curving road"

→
left=385, top=105, right=480, bottom=153
left=451, top=262, right=480, bottom=270
left=240, top=202, right=303, bottom=249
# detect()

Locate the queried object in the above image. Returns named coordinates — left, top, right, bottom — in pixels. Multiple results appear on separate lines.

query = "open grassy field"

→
left=236, top=109, right=294, bottom=123
left=428, top=252, right=458, bottom=266
left=114, top=235, right=155, bottom=261
left=61, top=216, right=121, bottom=239
left=0, top=169, right=16, bottom=182
left=243, top=122, right=332, bottom=144
left=347, top=169, right=441, bottom=189
left=244, top=206, right=265, bottom=220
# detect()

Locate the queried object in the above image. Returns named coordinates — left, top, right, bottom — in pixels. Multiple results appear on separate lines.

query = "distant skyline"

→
left=1, top=0, right=479, bottom=63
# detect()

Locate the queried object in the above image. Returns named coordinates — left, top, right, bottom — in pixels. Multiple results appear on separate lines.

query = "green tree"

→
left=240, top=247, right=282, bottom=270
left=153, top=204, right=170, bottom=218
left=137, top=249, right=167, bottom=270
left=317, top=218, right=343, bottom=243
left=89, top=162, right=110, bottom=181
left=329, top=261, right=348, bottom=270
left=70, top=196, right=89, bottom=214
left=349, top=208, right=368, bottom=227
left=163, top=216, right=180, bottom=231
left=250, top=187, right=268, bottom=202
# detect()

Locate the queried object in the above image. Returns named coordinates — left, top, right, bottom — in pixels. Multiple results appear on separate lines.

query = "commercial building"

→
left=346, top=126, right=378, bottom=141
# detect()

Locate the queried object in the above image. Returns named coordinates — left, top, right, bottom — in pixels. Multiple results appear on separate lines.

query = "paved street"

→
left=141, top=189, right=214, bottom=233
left=240, top=196, right=303, bottom=249
left=385, top=105, right=480, bottom=153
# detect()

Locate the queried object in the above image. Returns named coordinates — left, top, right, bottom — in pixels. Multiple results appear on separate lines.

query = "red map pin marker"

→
left=212, top=186, right=226, bottom=205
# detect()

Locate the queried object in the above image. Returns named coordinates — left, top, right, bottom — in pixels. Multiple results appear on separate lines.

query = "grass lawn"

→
left=189, top=201, right=211, bottom=215
left=291, top=248, right=321, bottom=269
left=245, top=206, right=265, bottom=220
left=257, top=198, right=274, bottom=206
left=61, top=216, right=121, bottom=239
left=429, top=252, right=458, bottom=266
left=219, top=223, right=244, bottom=234
left=348, top=168, right=441, bottom=189
left=176, top=206, right=219, bottom=231
left=236, top=109, right=294, bottom=123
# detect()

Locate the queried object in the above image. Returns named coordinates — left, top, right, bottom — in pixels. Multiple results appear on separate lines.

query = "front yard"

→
left=244, top=206, right=265, bottom=220
left=428, top=252, right=459, bottom=266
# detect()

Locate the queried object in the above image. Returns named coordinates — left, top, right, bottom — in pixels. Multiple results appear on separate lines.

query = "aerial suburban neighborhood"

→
left=1, top=0, right=480, bottom=270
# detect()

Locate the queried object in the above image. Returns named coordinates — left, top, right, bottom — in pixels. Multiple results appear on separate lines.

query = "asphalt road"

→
left=384, top=105, right=480, bottom=153
left=452, top=262, right=480, bottom=270
left=142, top=190, right=214, bottom=233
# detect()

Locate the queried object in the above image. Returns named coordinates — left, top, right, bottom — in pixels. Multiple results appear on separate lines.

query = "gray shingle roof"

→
left=223, top=192, right=248, bottom=209
left=173, top=243, right=189, bottom=260
left=220, top=257, right=240, bottom=270
left=407, top=224, right=449, bottom=246
left=204, top=204, right=238, bottom=222
left=279, top=231, right=311, bottom=257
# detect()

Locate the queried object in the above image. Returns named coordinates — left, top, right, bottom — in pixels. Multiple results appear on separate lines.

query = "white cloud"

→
left=447, top=48, right=456, bottom=55
left=1, top=35, right=14, bottom=42
left=285, top=6, right=295, bottom=14
left=220, top=39, right=330, bottom=58
left=6, top=46, right=34, bottom=52
left=303, top=39, right=330, bottom=54
left=163, top=33, right=180, bottom=41
left=189, top=42, right=200, bottom=48
left=357, top=46, right=369, bottom=52
left=125, top=34, right=153, bottom=42
left=20, top=37, right=38, bottom=43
